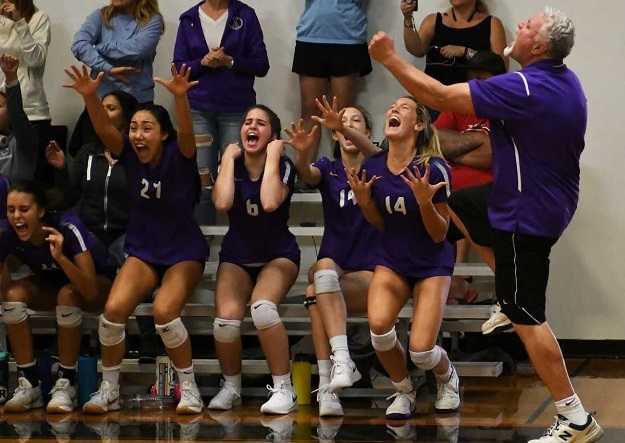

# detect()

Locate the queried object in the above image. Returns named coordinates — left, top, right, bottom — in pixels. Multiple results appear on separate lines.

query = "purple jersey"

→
left=220, top=156, right=300, bottom=266
left=364, top=151, right=454, bottom=279
left=469, top=59, right=587, bottom=238
left=0, top=211, right=113, bottom=285
left=120, top=138, right=208, bottom=265
left=313, top=157, right=381, bottom=271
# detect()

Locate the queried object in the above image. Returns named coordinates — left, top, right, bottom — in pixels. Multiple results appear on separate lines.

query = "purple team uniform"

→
left=0, top=211, right=113, bottom=286
left=364, top=151, right=454, bottom=280
left=119, top=138, right=208, bottom=266
left=219, top=156, right=300, bottom=267
left=312, top=157, right=381, bottom=271
left=469, top=60, right=587, bottom=238
left=469, top=59, right=587, bottom=325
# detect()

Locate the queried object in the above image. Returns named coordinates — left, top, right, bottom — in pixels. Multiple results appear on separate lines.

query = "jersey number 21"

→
left=140, top=179, right=162, bottom=200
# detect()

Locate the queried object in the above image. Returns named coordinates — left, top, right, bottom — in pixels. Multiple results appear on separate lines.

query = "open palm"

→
left=285, top=119, right=318, bottom=153
left=154, top=64, right=199, bottom=97
left=63, top=65, right=103, bottom=97
left=312, top=95, right=345, bottom=132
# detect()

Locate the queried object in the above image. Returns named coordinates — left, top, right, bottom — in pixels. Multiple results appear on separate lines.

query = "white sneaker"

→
left=435, top=365, right=461, bottom=412
left=529, top=414, right=604, bottom=443
left=208, top=383, right=242, bottom=410
left=385, top=390, right=416, bottom=420
left=47, top=378, right=77, bottom=413
left=481, top=303, right=513, bottom=335
left=328, top=357, right=362, bottom=392
left=82, top=380, right=120, bottom=415
left=4, top=377, right=44, bottom=412
left=317, top=385, right=344, bottom=417
left=260, top=383, right=297, bottom=415
left=176, top=380, right=204, bottom=415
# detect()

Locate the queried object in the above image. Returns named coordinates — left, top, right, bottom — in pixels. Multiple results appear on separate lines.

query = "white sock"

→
left=223, top=373, right=242, bottom=392
left=555, top=393, right=588, bottom=426
left=329, top=335, right=350, bottom=362
left=317, top=359, right=331, bottom=387
left=175, top=365, right=196, bottom=386
left=391, top=377, right=413, bottom=394
left=272, top=373, right=292, bottom=390
left=102, top=365, right=120, bottom=387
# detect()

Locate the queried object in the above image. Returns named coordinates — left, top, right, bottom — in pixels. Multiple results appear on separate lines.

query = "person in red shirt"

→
left=434, top=51, right=505, bottom=303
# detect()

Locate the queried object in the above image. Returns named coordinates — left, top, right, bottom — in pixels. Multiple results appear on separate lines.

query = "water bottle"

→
left=78, top=355, right=98, bottom=407
left=37, top=350, right=54, bottom=404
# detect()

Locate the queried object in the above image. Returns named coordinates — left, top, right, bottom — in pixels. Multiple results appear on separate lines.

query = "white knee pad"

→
left=370, top=327, right=397, bottom=352
left=1, top=301, right=28, bottom=324
left=155, top=317, right=189, bottom=349
left=213, top=318, right=241, bottom=343
left=56, top=305, right=83, bottom=328
left=98, top=315, right=126, bottom=347
left=250, top=300, right=281, bottom=330
left=313, top=269, right=341, bottom=295
left=409, top=346, right=444, bottom=371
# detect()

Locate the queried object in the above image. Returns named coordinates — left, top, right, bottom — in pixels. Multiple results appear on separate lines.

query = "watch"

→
left=228, top=58, right=234, bottom=69
left=465, top=48, right=477, bottom=60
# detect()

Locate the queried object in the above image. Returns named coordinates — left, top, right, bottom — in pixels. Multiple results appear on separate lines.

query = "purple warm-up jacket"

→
left=173, top=0, right=270, bottom=113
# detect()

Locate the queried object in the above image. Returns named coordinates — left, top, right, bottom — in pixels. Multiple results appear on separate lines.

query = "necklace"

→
left=451, top=7, right=477, bottom=23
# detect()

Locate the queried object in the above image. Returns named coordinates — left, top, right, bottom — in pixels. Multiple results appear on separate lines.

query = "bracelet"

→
left=403, top=16, right=416, bottom=31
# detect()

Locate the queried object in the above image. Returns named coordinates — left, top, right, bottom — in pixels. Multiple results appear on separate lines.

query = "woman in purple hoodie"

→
left=174, top=0, right=269, bottom=224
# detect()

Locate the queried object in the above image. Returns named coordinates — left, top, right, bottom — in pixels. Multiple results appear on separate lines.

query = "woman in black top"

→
left=46, top=90, right=138, bottom=266
left=401, top=0, right=506, bottom=85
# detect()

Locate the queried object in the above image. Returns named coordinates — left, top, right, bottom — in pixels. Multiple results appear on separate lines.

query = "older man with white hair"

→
left=368, top=6, right=602, bottom=443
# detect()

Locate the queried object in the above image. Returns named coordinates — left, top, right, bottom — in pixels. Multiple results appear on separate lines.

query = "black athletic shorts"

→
left=493, top=229, right=558, bottom=325
left=292, top=40, right=372, bottom=78
left=447, top=183, right=493, bottom=246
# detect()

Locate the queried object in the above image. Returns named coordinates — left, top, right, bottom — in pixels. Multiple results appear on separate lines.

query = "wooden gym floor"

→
left=0, top=358, right=622, bottom=442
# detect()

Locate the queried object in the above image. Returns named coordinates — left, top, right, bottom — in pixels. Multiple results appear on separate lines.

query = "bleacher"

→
left=0, top=190, right=502, bottom=396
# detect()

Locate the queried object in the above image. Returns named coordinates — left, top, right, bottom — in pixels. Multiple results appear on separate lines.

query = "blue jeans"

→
left=192, top=110, right=243, bottom=225
left=191, top=109, right=243, bottom=183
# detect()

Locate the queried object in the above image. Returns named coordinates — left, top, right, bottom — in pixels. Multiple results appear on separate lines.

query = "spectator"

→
left=293, top=0, right=372, bottom=156
left=0, top=0, right=51, bottom=184
left=174, top=0, right=269, bottom=224
left=434, top=50, right=505, bottom=303
left=0, top=53, right=37, bottom=183
left=69, top=0, right=163, bottom=156
left=46, top=90, right=138, bottom=267
left=401, top=0, right=506, bottom=86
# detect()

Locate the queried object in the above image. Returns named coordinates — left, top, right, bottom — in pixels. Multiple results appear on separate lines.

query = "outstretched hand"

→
left=285, top=119, right=319, bottom=153
left=400, top=163, right=447, bottom=206
left=312, top=95, right=345, bottom=132
left=63, top=65, right=103, bottom=97
left=154, top=64, right=199, bottom=97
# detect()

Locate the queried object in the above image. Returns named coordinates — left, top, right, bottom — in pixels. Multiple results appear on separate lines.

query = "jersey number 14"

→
left=385, top=196, right=407, bottom=215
